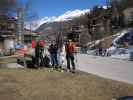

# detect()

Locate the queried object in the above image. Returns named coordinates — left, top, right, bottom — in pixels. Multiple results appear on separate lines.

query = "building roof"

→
left=0, top=15, right=17, bottom=22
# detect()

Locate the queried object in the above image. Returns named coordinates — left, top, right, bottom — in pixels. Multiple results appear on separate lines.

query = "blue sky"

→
left=19, top=0, right=106, bottom=18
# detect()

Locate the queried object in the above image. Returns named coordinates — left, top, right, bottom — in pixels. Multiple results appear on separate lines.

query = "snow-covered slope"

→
left=112, top=30, right=129, bottom=46
left=113, top=29, right=133, bottom=46
left=108, top=29, right=133, bottom=60
left=87, top=29, right=133, bottom=60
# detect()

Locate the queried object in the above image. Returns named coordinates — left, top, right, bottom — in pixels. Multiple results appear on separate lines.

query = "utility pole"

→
left=60, top=21, right=63, bottom=47
left=112, top=0, right=120, bottom=27
left=56, top=20, right=64, bottom=49
left=106, top=0, right=110, bottom=8
left=17, top=7, right=24, bottom=44
left=30, top=23, right=32, bottom=43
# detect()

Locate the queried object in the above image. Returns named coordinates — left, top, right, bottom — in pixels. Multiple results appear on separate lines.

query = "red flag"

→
left=32, top=39, right=36, bottom=48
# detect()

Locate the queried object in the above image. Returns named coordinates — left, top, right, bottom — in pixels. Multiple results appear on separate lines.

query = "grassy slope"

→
left=0, top=68, right=133, bottom=100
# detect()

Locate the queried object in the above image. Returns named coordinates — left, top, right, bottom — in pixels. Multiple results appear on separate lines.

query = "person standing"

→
left=58, top=44, right=66, bottom=68
left=35, top=41, right=41, bottom=68
left=48, top=41, right=58, bottom=68
left=65, top=40, right=76, bottom=73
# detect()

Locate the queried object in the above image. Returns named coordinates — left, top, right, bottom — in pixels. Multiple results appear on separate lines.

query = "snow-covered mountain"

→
left=26, top=5, right=109, bottom=30
left=26, top=9, right=90, bottom=30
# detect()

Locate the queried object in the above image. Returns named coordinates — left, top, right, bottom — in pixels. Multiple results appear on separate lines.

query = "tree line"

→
left=70, top=0, right=133, bottom=45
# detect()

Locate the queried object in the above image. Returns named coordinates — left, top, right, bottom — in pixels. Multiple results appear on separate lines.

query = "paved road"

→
left=77, top=54, right=133, bottom=84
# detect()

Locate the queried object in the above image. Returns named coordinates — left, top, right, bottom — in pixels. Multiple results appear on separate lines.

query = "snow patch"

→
left=113, top=30, right=129, bottom=46
left=111, top=54, right=130, bottom=60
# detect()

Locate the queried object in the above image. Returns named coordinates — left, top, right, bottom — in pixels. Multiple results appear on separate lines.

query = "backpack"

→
left=40, top=55, right=50, bottom=67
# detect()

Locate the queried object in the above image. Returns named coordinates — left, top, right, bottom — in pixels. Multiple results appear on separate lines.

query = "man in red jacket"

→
left=65, top=39, right=76, bottom=73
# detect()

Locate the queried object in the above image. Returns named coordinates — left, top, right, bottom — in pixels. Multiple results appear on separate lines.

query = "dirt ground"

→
left=0, top=68, right=133, bottom=100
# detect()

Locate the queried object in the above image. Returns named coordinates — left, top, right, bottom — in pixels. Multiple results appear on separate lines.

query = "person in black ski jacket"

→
left=48, top=42, right=58, bottom=67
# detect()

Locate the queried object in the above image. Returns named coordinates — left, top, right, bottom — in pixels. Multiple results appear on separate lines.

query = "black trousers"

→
left=66, top=53, right=75, bottom=70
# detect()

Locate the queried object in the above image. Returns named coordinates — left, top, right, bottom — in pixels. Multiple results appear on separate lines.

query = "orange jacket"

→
left=65, top=42, right=76, bottom=54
